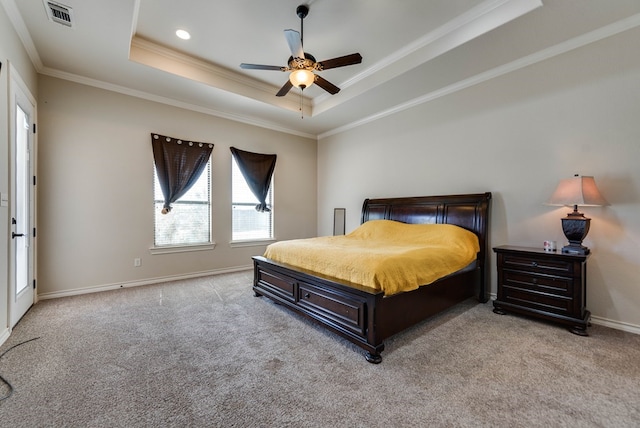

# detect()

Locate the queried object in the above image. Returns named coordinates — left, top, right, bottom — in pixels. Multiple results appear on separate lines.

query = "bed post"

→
left=476, top=192, right=491, bottom=303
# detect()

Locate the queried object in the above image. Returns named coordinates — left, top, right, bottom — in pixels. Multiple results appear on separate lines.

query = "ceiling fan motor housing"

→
left=288, top=54, right=316, bottom=71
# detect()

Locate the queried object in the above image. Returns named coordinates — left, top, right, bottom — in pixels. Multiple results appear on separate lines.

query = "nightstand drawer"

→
left=502, top=254, right=574, bottom=276
left=503, top=270, right=573, bottom=296
left=501, top=286, right=573, bottom=316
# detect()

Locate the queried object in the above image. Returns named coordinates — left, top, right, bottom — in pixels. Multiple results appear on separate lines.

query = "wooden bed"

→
left=252, top=192, right=492, bottom=363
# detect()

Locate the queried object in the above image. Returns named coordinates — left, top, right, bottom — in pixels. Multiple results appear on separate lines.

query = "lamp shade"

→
left=546, top=176, right=608, bottom=207
left=289, top=69, right=315, bottom=89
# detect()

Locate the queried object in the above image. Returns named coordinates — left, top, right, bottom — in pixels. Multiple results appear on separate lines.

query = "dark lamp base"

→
left=561, top=215, right=591, bottom=256
left=562, top=244, right=590, bottom=255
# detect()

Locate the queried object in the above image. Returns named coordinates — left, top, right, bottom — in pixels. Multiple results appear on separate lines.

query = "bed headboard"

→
left=361, top=192, right=492, bottom=301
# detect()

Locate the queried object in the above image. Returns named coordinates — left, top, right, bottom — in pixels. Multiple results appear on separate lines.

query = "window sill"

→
left=230, top=239, right=275, bottom=248
left=149, top=242, right=216, bottom=255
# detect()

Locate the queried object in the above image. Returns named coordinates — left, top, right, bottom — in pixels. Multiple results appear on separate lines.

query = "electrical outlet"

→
left=134, top=258, right=141, bottom=267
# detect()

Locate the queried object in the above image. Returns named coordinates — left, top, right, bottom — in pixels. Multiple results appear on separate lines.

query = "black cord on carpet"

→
left=0, top=337, right=40, bottom=401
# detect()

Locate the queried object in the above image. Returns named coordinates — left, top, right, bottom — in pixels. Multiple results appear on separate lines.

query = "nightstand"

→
left=493, top=245, right=590, bottom=336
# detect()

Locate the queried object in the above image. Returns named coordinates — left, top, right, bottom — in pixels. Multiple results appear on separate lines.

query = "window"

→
left=153, top=161, right=211, bottom=246
left=232, top=157, right=273, bottom=241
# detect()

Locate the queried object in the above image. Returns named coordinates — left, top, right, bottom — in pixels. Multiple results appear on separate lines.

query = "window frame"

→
left=230, top=156, right=274, bottom=245
left=150, top=160, right=215, bottom=254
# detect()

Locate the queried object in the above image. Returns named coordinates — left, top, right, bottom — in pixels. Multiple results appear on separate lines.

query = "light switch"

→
left=0, top=192, right=8, bottom=207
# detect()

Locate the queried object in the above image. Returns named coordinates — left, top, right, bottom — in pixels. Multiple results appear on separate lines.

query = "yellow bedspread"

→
left=263, top=220, right=480, bottom=295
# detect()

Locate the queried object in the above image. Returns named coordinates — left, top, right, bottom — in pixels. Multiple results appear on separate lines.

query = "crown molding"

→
left=1, top=0, right=43, bottom=70
left=319, top=12, right=640, bottom=139
left=40, top=66, right=317, bottom=139
left=129, top=36, right=312, bottom=115
left=314, top=0, right=542, bottom=114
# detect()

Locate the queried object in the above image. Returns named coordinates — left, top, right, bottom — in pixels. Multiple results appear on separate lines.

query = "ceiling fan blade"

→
left=240, top=63, right=286, bottom=71
left=284, top=29, right=304, bottom=59
left=317, top=53, right=362, bottom=71
left=314, top=75, right=340, bottom=95
left=276, top=80, right=294, bottom=97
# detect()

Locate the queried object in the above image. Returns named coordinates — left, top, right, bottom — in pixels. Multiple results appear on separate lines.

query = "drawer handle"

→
left=304, top=293, right=311, bottom=299
left=531, top=261, right=538, bottom=267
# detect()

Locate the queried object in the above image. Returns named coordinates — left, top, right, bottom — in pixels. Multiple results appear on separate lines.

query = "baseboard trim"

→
left=0, top=328, right=11, bottom=348
left=487, top=293, right=639, bottom=335
left=590, top=316, right=640, bottom=335
left=37, top=265, right=253, bottom=300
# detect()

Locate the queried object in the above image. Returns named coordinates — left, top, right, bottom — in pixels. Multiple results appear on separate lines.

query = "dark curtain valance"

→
left=151, top=133, right=213, bottom=214
left=230, top=147, right=277, bottom=213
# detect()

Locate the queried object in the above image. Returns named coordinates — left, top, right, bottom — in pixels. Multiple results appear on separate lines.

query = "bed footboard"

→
left=253, top=256, right=386, bottom=362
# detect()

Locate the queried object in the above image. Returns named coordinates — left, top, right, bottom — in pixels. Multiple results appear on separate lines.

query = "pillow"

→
left=347, top=219, right=479, bottom=250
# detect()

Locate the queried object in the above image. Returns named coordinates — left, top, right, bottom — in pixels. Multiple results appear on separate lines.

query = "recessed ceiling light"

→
left=176, top=29, right=191, bottom=40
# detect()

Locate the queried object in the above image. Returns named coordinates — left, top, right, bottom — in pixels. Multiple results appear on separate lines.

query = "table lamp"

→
left=546, top=174, right=608, bottom=255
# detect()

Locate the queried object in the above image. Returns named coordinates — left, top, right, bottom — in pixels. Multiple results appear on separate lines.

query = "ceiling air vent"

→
left=44, top=1, right=74, bottom=28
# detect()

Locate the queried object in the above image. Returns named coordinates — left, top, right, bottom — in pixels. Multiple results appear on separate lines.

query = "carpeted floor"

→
left=1, top=270, right=639, bottom=427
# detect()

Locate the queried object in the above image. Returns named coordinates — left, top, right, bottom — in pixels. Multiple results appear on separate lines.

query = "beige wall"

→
left=36, top=76, right=317, bottom=296
left=318, top=27, right=640, bottom=330
left=0, top=3, right=38, bottom=340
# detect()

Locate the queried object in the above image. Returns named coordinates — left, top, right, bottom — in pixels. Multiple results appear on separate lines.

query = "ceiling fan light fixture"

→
left=289, top=69, right=314, bottom=89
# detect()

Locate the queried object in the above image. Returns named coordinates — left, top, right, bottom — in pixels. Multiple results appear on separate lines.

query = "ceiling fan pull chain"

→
left=300, top=89, right=304, bottom=119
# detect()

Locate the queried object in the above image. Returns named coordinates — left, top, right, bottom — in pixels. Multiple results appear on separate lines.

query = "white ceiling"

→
left=4, top=0, right=640, bottom=138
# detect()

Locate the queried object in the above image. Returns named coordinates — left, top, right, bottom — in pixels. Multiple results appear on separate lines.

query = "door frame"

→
left=8, top=62, right=37, bottom=329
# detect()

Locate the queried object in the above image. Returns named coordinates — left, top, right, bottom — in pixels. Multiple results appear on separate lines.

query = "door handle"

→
left=12, top=232, right=25, bottom=239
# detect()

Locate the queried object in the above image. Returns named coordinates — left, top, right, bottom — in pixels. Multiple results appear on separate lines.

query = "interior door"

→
left=9, top=65, right=36, bottom=328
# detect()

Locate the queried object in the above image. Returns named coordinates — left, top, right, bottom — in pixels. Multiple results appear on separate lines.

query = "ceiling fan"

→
left=240, top=4, right=362, bottom=97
